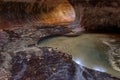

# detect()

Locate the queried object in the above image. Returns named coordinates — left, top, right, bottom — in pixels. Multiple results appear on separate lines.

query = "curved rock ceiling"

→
left=0, top=0, right=75, bottom=29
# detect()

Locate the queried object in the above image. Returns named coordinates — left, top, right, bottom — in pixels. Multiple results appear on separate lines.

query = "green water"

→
left=39, top=34, right=120, bottom=78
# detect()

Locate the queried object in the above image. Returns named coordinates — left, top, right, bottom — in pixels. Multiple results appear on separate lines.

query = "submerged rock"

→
left=103, top=39, right=120, bottom=72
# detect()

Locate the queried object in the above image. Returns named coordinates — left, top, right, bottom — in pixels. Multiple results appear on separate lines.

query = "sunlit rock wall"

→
left=0, top=0, right=75, bottom=29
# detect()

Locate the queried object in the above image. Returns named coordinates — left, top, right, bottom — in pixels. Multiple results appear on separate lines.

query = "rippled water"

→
left=39, top=34, right=120, bottom=78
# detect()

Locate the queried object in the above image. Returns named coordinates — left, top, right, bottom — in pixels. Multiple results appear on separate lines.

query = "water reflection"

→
left=74, top=59, right=106, bottom=72
left=93, top=66, right=106, bottom=72
left=74, top=58, right=85, bottom=66
left=39, top=34, right=120, bottom=78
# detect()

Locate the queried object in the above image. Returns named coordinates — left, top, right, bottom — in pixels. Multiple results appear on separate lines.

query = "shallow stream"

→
left=39, top=34, right=120, bottom=78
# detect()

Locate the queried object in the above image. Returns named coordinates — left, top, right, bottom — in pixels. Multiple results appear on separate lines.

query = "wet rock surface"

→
left=0, top=26, right=120, bottom=80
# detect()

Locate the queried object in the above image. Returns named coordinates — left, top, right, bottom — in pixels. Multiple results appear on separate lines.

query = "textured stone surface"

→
left=68, top=0, right=120, bottom=33
left=0, top=0, right=74, bottom=30
left=9, top=47, right=75, bottom=80
left=103, top=39, right=120, bottom=72
left=0, top=26, right=73, bottom=80
left=0, top=26, right=71, bottom=52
